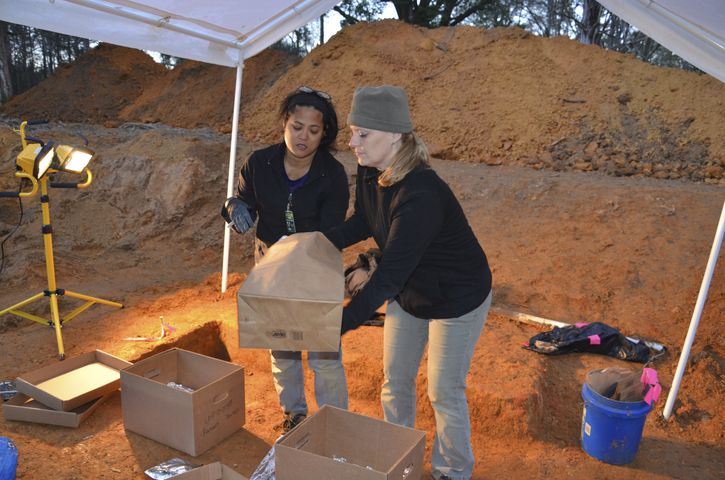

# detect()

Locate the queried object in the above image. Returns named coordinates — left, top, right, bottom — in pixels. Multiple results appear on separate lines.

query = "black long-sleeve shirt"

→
left=325, top=165, right=492, bottom=331
left=236, top=143, right=349, bottom=246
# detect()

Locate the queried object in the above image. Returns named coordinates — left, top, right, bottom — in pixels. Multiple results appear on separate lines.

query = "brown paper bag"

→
left=237, top=232, right=343, bottom=352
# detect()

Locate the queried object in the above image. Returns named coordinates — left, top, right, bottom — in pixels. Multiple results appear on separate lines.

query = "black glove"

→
left=223, top=197, right=255, bottom=234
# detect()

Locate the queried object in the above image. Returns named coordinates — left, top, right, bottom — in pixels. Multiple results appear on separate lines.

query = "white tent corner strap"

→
left=0, top=0, right=340, bottom=66
left=597, top=0, right=725, bottom=83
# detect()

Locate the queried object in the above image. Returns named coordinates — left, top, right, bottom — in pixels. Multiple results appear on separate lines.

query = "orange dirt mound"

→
left=1, top=44, right=299, bottom=131
left=2, top=44, right=164, bottom=125
left=3, top=21, right=723, bottom=183
left=119, top=48, right=300, bottom=131
left=240, top=20, right=725, bottom=183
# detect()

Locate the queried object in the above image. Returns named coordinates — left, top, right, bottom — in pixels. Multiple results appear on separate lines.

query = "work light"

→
left=15, top=141, right=55, bottom=180
left=54, top=144, right=95, bottom=173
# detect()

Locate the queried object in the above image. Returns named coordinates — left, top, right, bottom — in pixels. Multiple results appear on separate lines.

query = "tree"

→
left=1, top=23, right=91, bottom=101
left=333, top=0, right=385, bottom=26
left=0, top=22, right=12, bottom=101
left=389, top=0, right=502, bottom=27
left=578, top=0, right=602, bottom=44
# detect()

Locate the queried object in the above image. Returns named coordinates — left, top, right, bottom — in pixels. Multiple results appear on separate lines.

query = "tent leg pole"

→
left=663, top=201, right=725, bottom=420
left=222, top=61, right=244, bottom=293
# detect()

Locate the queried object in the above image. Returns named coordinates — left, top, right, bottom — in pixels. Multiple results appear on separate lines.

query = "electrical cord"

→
left=0, top=183, right=25, bottom=279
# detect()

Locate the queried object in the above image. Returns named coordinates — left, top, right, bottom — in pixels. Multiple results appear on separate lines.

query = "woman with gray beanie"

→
left=324, top=86, right=492, bottom=480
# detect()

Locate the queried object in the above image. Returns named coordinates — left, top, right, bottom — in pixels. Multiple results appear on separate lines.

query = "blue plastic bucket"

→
left=0, top=437, right=18, bottom=480
left=580, top=381, right=652, bottom=465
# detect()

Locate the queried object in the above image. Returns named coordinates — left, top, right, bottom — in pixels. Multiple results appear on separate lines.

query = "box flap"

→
left=173, top=462, right=248, bottom=480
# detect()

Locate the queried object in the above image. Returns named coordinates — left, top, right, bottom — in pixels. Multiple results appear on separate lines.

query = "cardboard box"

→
left=237, top=232, right=343, bottom=352
left=276, top=405, right=426, bottom=480
left=121, top=348, right=245, bottom=456
left=174, top=462, right=248, bottom=480
left=3, top=391, right=113, bottom=428
left=15, top=350, right=131, bottom=411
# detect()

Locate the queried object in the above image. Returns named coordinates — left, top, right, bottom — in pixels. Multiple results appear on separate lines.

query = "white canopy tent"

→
left=597, top=0, right=725, bottom=82
left=1, top=0, right=723, bottom=419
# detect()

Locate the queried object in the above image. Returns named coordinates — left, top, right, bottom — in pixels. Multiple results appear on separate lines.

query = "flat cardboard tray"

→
left=3, top=391, right=114, bottom=428
left=15, top=350, right=131, bottom=411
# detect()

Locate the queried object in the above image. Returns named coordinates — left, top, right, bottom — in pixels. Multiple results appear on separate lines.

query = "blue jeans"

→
left=270, top=349, right=348, bottom=415
left=382, top=292, right=492, bottom=480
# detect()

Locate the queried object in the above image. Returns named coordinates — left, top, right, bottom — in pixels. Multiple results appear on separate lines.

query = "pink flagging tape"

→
left=588, top=334, right=601, bottom=345
left=644, top=384, right=662, bottom=405
left=641, top=367, right=662, bottom=405
left=575, top=322, right=590, bottom=328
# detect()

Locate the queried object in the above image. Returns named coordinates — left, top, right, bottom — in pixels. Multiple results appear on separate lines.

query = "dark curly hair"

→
left=279, top=90, right=339, bottom=150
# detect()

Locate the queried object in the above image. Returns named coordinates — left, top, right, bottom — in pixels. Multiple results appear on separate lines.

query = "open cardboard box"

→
left=276, top=405, right=426, bottom=480
left=121, top=348, right=245, bottom=456
left=3, top=391, right=114, bottom=428
left=15, top=350, right=131, bottom=411
left=174, top=462, right=248, bottom=480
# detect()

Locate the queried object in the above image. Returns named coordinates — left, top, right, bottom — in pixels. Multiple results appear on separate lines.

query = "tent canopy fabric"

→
left=0, top=0, right=340, bottom=66
left=597, top=0, right=724, bottom=82
left=0, top=1, right=723, bottom=77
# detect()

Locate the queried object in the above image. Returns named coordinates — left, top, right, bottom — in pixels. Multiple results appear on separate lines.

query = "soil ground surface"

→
left=0, top=20, right=723, bottom=480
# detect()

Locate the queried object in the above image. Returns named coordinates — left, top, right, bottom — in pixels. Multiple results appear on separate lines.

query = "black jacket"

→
left=325, top=165, right=492, bottom=331
left=235, top=143, right=349, bottom=246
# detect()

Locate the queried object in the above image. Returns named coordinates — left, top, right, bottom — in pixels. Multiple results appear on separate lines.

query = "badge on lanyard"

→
left=285, top=193, right=296, bottom=234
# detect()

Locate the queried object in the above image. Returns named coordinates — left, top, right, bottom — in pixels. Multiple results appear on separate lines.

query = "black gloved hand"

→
left=223, top=197, right=255, bottom=234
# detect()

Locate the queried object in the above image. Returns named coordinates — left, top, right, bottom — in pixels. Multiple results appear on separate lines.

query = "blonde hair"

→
left=378, top=132, right=430, bottom=187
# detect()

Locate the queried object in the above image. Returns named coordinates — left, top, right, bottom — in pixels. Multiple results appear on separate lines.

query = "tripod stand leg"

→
left=0, top=292, right=46, bottom=317
left=49, top=292, right=65, bottom=360
left=64, top=290, right=123, bottom=308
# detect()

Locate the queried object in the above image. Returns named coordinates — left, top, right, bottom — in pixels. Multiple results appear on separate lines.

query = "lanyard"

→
left=284, top=192, right=296, bottom=234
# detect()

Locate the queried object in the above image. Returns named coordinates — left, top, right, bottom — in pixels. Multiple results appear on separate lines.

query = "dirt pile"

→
left=119, top=48, right=299, bottom=131
left=2, top=44, right=299, bottom=130
left=2, top=44, right=165, bottom=125
left=0, top=122, right=256, bottom=295
left=3, top=22, right=723, bottom=183
left=241, top=20, right=725, bottom=183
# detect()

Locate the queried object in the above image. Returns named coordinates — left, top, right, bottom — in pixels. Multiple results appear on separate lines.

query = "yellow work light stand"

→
left=0, top=122, right=122, bottom=360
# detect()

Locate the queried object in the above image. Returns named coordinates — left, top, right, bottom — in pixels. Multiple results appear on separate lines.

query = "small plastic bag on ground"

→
left=144, top=457, right=200, bottom=479
left=249, top=443, right=277, bottom=480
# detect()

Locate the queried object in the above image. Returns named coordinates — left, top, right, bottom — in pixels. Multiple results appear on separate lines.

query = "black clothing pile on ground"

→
left=525, top=322, right=664, bottom=363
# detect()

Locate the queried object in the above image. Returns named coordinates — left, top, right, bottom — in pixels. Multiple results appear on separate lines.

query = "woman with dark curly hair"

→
left=222, top=86, right=350, bottom=433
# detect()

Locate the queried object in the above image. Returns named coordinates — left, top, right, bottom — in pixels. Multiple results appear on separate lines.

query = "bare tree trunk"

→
left=579, top=0, right=602, bottom=45
left=319, top=14, right=324, bottom=45
left=0, top=22, right=13, bottom=102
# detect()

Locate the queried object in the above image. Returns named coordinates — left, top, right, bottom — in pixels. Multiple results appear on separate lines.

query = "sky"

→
left=322, top=3, right=398, bottom=43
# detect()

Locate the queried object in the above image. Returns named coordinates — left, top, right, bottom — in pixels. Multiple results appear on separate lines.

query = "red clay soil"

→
left=2, top=44, right=165, bottom=126
left=118, top=48, right=300, bottom=131
left=242, top=21, right=725, bottom=184
left=2, top=44, right=299, bottom=131
left=0, top=19, right=723, bottom=480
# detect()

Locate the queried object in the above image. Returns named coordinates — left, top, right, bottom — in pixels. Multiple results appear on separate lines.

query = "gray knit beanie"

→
left=347, top=85, right=413, bottom=133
